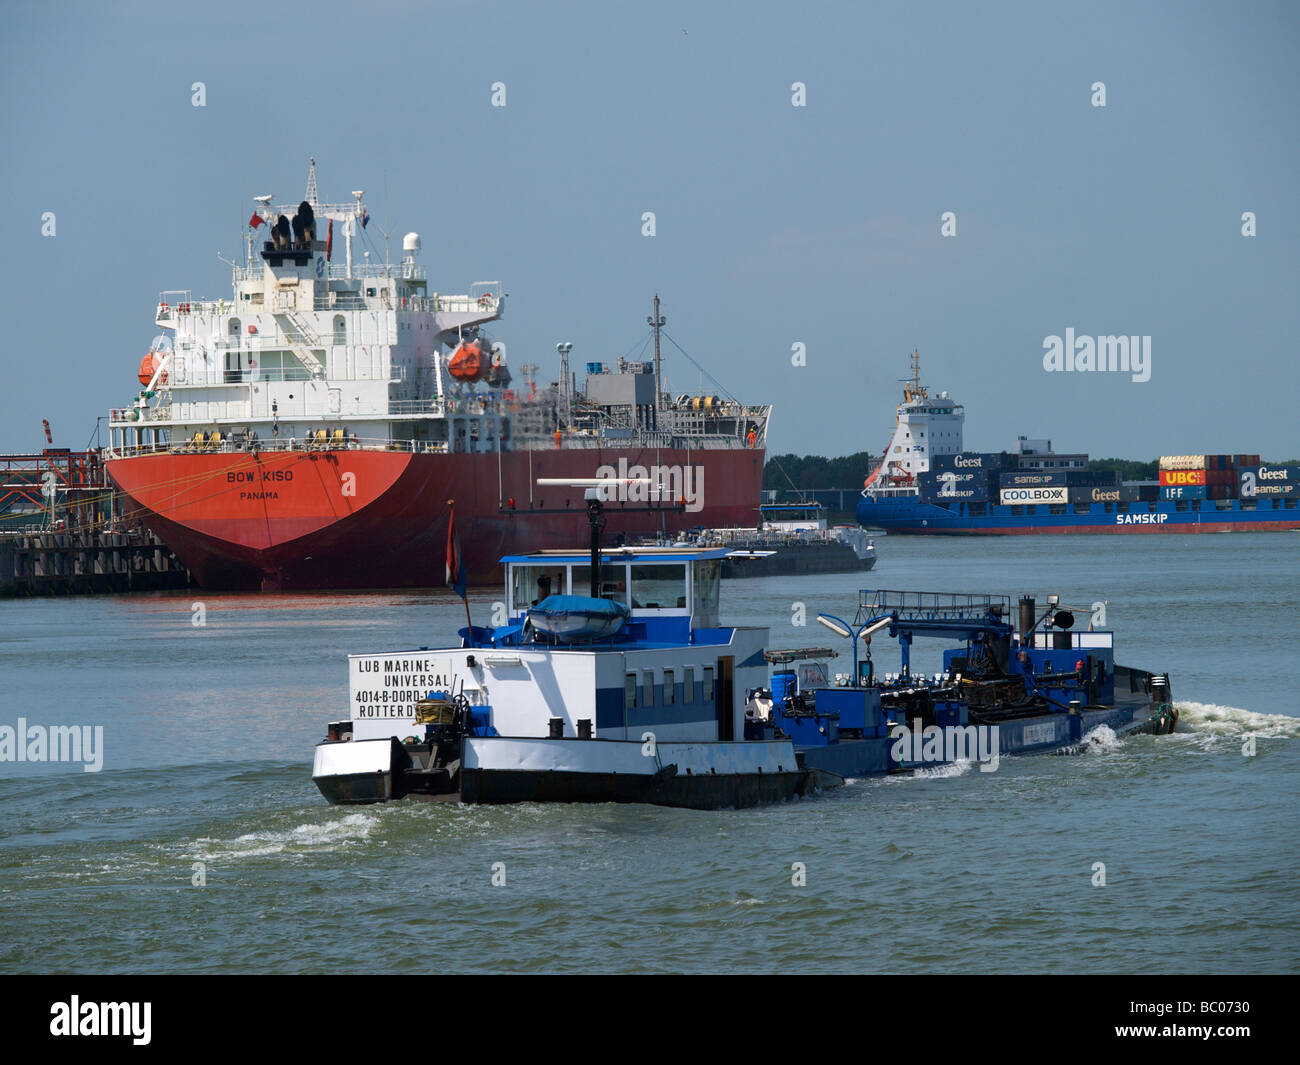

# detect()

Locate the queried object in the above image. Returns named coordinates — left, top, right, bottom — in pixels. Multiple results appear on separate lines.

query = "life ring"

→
left=477, top=294, right=492, bottom=307
left=159, top=301, right=170, bottom=315
left=179, top=302, right=190, bottom=315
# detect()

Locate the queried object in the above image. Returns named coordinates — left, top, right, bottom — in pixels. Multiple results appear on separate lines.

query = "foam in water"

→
left=1079, top=724, right=1122, bottom=752
left=193, top=812, right=380, bottom=861
left=1175, top=701, right=1300, bottom=739
left=883, top=759, right=974, bottom=783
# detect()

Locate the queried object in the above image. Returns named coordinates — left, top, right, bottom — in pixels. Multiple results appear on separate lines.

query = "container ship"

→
left=103, top=164, right=770, bottom=589
left=856, top=352, right=1299, bottom=535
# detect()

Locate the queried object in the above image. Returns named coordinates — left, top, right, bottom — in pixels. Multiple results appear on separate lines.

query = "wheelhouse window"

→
left=629, top=563, right=687, bottom=610
left=511, top=564, right=566, bottom=612
left=692, top=560, right=720, bottom=623
left=572, top=563, right=629, bottom=605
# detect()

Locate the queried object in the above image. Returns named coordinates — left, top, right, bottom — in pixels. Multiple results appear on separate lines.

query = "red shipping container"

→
left=1160, top=469, right=1207, bottom=486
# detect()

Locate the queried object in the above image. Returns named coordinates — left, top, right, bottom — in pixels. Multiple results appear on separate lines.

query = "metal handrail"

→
left=103, top=436, right=455, bottom=460
left=857, top=589, right=1011, bottom=619
left=155, top=291, right=499, bottom=317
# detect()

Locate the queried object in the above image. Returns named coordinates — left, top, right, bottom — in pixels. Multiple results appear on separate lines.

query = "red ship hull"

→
left=106, top=447, right=764, bottom=590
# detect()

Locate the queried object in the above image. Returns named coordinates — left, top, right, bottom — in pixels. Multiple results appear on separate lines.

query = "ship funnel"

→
left=293, top=201, right=316, bottom=247
left=1018, top=595, right=1036, bottom=639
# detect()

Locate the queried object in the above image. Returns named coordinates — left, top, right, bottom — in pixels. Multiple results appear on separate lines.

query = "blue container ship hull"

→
left=857, top=495, right=1300, bottom=534
left=854, top=353, right=1299, bottom=535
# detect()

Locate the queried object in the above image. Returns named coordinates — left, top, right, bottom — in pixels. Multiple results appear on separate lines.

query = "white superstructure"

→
left=108, top=160, right=506, bottom=457
left=865, top=350, right=964, bottom=495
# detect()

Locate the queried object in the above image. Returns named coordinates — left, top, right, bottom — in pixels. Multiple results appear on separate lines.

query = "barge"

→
left=312, top=487, right=1176, bottom=809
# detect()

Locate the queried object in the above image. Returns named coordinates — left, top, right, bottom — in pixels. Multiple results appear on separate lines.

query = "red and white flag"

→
left=446, top=503, right=467, bottom=599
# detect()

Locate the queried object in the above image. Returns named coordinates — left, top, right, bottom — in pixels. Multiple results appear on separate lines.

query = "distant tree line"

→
left=1089, top=457, right=1157, bottom=480
left=763, top=452, right=879, bottom=491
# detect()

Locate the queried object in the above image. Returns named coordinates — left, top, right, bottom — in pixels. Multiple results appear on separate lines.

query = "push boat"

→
left=312, top=491, right=1176, bottom=809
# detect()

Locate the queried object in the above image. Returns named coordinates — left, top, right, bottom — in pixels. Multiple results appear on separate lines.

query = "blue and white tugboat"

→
left=313, top=484, right=834, bottom=808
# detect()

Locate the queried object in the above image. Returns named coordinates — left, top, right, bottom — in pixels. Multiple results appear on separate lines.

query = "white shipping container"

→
left=1158, top=455, right=1207, bottom=471
left=999, top=485, right=1069, bottom=505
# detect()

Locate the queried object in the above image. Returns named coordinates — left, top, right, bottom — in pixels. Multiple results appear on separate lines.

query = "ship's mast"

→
left=556, top=343, right=573, bottom=428
left=305, top=157, right=318, bottom=206
left=904, top=348, right=927, bottom=404
left=648, top=293, right=665, bottom=428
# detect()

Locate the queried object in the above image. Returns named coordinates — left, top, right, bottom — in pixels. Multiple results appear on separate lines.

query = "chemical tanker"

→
left=104, top=164, right=770, bottom=589
left=856, top=352, right=1299, bottom=535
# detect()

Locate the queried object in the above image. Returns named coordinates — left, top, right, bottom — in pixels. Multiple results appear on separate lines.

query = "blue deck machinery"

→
left=748, top=589, right=1177, bottom=779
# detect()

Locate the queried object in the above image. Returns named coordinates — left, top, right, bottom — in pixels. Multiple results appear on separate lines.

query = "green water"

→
left=1, top=534, right=1297, bottom=973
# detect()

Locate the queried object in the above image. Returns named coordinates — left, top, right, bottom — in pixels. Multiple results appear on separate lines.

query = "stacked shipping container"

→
left=914, top=451, right=1294, bottom=509
left=1155, top=454, right=1290, bottom=501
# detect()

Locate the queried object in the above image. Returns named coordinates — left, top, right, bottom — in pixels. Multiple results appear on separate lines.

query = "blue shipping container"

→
left=930, top=452, right=1002, bottom=472
left=1001, top=470, right=1069, bottom=487
left=1161, top=484, right=1208, bottom=500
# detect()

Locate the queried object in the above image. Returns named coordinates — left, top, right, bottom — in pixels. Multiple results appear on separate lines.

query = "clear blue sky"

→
left=2, top=0, right=1296, bottom=460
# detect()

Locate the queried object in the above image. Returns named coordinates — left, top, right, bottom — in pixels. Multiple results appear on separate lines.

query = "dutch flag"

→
left=446, top=502, right=467, bottom=600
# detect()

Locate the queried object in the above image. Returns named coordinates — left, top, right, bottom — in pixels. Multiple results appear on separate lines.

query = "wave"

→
left=1078, top=723, right=1122, bottom=751
left=882, top=759, right=975, bottom=783
left=1175, top=701, right=1300, bottom=739
left=190, top=812, right=381, bottom=861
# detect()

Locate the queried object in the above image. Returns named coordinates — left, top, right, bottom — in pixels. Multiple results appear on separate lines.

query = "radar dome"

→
left=403, top=232, right=421, bottom=254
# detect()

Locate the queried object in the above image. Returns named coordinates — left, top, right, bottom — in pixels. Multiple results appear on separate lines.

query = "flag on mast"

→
left=446, top=502, right=467, bottom=600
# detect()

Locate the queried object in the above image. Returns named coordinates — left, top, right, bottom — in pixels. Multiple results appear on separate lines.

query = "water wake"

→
left=1078, top=723, right=1122, bottom=752
left=191, top=812, right=381, bottom=861
left=885, top=759, right=975, bottom=782
left=1175, top=701, right=1300, bottom=739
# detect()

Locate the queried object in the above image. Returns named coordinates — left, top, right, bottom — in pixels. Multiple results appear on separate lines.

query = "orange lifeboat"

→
left=448, top=341, right=488, bottom=382
left=137, top=351, right=168, bottom=387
